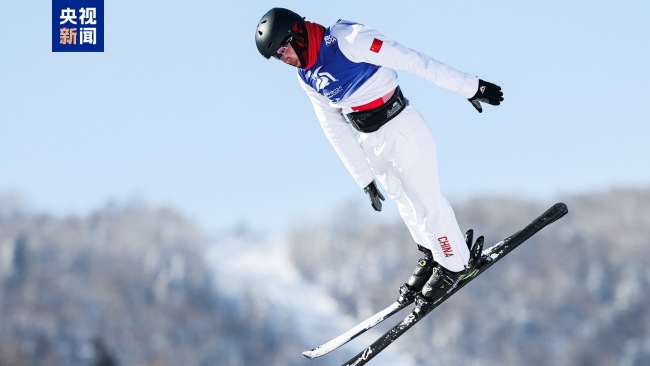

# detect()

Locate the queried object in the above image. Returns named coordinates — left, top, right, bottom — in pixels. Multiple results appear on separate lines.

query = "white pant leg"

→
left=357, top=105, right=469, bottom=272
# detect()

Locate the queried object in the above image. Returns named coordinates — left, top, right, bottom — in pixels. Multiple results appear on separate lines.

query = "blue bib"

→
left=298, top=20, right=379, bottom=103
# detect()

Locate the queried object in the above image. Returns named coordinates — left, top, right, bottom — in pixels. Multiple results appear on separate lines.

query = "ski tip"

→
left=301, top=350, right=319, bottom=359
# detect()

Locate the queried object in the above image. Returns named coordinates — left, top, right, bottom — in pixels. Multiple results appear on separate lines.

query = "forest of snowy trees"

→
left=1, top=188, right=649, bottom=366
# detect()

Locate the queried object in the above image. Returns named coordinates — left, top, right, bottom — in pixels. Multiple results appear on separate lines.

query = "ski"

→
left=302, top=299, right=413, bottom=359
left=342, top=202, right=568, bottom=366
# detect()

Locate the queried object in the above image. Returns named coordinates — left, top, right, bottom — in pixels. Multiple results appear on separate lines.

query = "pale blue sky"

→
left=1, top=0, right=649, bottom=234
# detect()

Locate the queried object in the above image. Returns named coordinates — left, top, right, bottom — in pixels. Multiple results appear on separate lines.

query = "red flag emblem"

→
left=370, top=38, right=383, bottom=53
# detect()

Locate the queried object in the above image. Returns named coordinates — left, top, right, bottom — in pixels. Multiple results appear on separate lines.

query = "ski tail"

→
left=302, top=299, right=413, bottom=359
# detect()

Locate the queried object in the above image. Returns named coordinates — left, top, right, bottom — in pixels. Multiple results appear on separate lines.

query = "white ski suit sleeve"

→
left=298, top=74, right=376, bottom=188
left=332, top=23, right=479, bottom=99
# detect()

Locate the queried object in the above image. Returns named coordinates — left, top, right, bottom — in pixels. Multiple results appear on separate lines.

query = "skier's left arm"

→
left=336, top=24, right=503, bottom=112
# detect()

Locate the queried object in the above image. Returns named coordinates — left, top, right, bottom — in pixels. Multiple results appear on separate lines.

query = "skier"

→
left=255, top=8, right=503, bottom=311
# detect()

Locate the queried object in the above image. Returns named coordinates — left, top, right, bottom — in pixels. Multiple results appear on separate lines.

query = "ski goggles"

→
left=273, top=36, right=293, bottom=60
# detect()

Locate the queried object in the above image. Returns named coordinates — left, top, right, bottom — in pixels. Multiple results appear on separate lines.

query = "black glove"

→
left=468, top=79, right=504, bottom=113
left=363, top=180, right=385, bottom=212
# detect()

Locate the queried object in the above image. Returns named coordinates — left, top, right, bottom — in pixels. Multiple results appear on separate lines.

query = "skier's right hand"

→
left=364, top=180, right=385, bottom=212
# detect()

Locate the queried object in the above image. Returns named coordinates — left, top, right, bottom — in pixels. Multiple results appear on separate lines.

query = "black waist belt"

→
left=346, top=87, right=407, bottom=133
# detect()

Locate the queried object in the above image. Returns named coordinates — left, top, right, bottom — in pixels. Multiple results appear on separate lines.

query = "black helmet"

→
left=255, top=8, right=304, bottom=59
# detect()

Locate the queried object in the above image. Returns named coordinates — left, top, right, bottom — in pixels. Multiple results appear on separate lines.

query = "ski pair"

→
left=303, top=202, right=569, bottom=365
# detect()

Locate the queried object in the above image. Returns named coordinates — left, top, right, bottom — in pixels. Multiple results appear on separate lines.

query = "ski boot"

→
left=397, top=245, right=436, bottom=304
left=413, top=234, right=484, bottom=315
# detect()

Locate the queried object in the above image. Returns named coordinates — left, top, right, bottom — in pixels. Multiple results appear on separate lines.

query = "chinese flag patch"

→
left=370, top=38, right=383, bottom=53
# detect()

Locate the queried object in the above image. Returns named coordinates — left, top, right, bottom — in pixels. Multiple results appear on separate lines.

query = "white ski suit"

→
left=298, top=20, right=478, bottom=272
